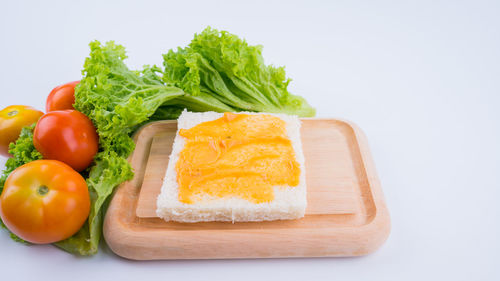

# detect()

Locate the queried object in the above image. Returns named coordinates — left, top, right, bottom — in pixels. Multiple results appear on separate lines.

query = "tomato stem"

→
left=37, top=185, right=49, bottom=196
left=7, top=110, right=18, bottom=117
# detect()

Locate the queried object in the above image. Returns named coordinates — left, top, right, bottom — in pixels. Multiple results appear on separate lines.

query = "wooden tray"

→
left=103, top=119, right=390, bottom=260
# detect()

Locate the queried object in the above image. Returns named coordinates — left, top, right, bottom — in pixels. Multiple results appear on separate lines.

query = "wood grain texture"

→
left=103, top=119, right=390, bottom=260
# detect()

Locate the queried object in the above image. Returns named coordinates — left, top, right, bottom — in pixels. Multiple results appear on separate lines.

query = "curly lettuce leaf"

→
left=162, top=27, right=316, bottom=117
left=51, top=41, right=181, bottom=255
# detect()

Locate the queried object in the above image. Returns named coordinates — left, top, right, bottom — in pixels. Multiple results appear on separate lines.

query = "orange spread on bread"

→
left=176, top=112, right=300, bottom=204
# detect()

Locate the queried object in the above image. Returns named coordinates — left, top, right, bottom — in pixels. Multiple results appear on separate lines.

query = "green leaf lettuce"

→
left=162, top=27, right=316, bottom=117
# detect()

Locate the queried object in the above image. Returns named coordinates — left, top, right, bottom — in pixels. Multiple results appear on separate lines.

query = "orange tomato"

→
left=46, top=81, right=80, bottom=112
left=0, top=160, right=90, bottom=244
left=0, top=105, right=44, bottom=157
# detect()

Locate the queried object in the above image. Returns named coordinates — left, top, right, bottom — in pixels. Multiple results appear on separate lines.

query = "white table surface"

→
left=1, top=1, right=499, bottom=280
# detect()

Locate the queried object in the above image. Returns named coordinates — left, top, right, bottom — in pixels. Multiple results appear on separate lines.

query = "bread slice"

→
left=156, top=110, right=307, bottom=223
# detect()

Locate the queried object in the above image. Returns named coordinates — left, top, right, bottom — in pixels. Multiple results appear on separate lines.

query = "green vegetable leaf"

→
left=162, top=27, right=316, bottom=117
left=57, top=40, right=184, bottom=255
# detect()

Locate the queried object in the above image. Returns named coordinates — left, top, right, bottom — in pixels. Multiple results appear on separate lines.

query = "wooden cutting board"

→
left=103, top=119, right=390, bottom=260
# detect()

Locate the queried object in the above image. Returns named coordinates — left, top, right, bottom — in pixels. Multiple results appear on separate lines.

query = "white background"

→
left=1, top=0, right=499, bottom=280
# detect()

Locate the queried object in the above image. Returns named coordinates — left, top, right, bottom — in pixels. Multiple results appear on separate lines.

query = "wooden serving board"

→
left=103, top=119, right=390, bottom=260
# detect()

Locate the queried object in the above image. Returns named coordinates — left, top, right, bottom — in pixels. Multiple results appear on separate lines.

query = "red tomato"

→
left=0, top=105, right=44, bottom=157
left=0, top=160, right=90, bottom=244
left=33, top=110, right=98, bottom=171
left=46, top=81, right=80, bottom=112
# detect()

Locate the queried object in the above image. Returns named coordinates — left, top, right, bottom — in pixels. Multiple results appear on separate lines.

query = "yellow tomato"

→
left=0, top=105, right=44, bottom=157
